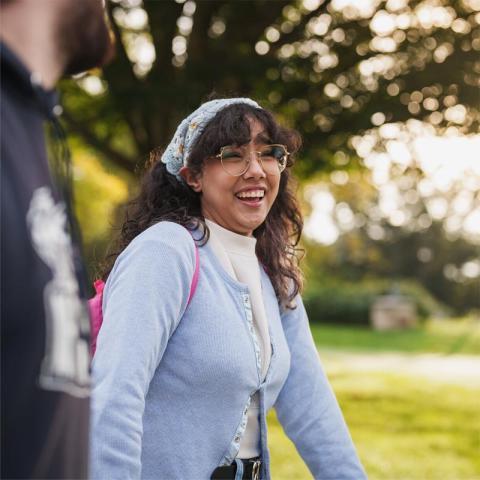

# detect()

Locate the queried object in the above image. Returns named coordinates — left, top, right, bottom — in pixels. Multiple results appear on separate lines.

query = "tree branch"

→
left=62, top=110, right=136, bottom=174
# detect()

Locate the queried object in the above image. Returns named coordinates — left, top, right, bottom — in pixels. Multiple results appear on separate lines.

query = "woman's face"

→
left=183, top=118, right=282, bottom=236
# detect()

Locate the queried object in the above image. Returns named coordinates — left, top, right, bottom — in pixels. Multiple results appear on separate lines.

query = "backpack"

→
left=88, top=241, right=200, bottom=356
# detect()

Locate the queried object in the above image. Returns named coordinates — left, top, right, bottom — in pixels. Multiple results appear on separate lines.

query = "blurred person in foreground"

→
left=0, top=0, right=113, bottom=477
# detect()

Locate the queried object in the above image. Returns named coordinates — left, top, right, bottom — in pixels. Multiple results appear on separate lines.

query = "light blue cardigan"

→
left=90, top=221, right=366, bottom=479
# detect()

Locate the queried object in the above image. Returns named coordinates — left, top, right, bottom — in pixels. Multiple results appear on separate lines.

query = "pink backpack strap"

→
left=89, top=232, right=200, bottom=357
left=187, top=242, right=199, bottom=306
left=89, top=279, right=105, bottom=356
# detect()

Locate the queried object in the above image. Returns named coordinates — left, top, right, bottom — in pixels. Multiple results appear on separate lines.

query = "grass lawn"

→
left=267, top=319, right=480, bottom=479
left=309, top=318, right=480, bottom=355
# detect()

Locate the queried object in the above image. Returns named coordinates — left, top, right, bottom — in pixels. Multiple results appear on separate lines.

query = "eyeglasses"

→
left=215, top=144, right=290, bottom=176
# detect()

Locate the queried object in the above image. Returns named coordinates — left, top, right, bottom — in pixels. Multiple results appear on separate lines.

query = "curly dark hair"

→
left=102, top=102, right=304, bottom=307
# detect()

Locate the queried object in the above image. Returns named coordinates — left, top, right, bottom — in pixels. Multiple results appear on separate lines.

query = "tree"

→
left=61, top=0, right=480, bottom=177
left=300, top=152, right=480, bottom=314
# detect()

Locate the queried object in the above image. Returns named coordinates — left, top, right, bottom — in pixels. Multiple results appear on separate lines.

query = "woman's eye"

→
left=261, top=147, right=280, bottom=159
left=266, top=146, right=286, bottom=160
left=261, top=148, right=274, bottom=157
left=223, top=150, right=242, bottom=159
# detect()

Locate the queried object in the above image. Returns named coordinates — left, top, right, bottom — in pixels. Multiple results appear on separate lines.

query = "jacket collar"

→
left=1, top=41, right=60, bottom=119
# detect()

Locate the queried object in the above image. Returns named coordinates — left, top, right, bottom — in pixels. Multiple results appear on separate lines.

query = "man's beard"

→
left=59, top=0, right=115, bottom=75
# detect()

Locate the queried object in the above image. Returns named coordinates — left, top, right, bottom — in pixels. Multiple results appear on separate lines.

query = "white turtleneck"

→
left=205, top=219, right=272, bottom=459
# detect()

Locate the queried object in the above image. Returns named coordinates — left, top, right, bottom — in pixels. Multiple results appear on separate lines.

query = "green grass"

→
left=268, top=372, right=480, bottom=480
left=310, top=318, right=480, bottom=355
left=266, top=319, right=480, bottom=479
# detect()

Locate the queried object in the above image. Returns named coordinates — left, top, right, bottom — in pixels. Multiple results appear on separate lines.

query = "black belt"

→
left=211, top=458, right=261, bottom=480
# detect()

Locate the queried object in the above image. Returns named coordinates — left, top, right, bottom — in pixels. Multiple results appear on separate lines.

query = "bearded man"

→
left=1, top=0, right=114, bottom=477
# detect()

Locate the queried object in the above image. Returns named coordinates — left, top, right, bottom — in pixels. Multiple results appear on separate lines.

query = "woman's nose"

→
left=244, top=151, right=266, bottom=178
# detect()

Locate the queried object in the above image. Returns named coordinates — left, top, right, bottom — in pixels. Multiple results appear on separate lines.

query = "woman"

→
left=90, top=98, right=366, bottom=480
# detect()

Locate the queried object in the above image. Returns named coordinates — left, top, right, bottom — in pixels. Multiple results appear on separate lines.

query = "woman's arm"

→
left=274, top=296, right=367, bottom=480
left=89, top=223, right=196, bottom=479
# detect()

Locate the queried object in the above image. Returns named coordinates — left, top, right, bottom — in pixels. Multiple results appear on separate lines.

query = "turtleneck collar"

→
left=205, top=219, right=257, bottom=257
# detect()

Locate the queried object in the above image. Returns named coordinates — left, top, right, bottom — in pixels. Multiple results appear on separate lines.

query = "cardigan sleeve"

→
left=89, top=222, right=196, bottom=479
left=274, top=296, right=367, bottom=480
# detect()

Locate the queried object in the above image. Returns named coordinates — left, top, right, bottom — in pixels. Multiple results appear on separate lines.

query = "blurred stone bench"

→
left=370, top=294, right=417, bottom=330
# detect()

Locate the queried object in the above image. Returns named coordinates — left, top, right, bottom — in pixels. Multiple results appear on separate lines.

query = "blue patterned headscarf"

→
left=161, top=98, right=261, bottom=180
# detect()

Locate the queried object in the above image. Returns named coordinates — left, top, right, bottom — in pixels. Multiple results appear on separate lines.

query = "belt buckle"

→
left=251, top=460, right=261, bottom=480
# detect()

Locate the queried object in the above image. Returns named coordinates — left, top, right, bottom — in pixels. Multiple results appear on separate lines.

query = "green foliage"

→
left=71, top=142, right=131, bottom=280
left=73, top=147, right=129, bottom=245
left=302, top=217, right=480, bottom=315
left=304, top=279, right=373, bottom=325
left=61, top=0, right=480, bottom=176
left=303, top=276, right=447, bottom=325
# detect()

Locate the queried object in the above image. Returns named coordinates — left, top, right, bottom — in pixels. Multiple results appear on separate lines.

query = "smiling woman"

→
left=90, top=98, right=366, bottom=480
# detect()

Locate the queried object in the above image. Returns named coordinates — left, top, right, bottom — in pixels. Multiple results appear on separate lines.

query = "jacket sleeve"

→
left=89, top=223, right=196, bottom=479
left=274, top=296, right=367, bottom=480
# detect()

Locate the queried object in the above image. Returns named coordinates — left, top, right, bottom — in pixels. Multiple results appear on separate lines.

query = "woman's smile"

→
left=234, top=186, right=267, bottom=207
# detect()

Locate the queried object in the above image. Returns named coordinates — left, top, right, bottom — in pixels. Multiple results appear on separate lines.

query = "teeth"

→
left=236, top=190, right=265, bottom=199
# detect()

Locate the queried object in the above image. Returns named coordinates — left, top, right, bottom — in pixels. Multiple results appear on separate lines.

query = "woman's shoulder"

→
left=131, top=221, right=194, bottom=249
left=116, top=221, right=196, bottom=269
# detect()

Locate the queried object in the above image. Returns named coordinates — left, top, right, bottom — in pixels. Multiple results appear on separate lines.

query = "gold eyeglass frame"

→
left=214, top=144, right=290, bottom=176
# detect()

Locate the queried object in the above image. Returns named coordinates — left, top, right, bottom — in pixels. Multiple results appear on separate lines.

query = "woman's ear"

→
left=179, top=166, right=202, bottom=192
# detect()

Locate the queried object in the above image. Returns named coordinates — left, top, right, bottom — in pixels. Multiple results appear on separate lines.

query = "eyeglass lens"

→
left=220, top=145, right=287, bottom=176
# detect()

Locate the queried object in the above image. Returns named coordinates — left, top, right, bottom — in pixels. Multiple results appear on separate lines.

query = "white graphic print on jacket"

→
left=27, top=186, right=90, bottom=397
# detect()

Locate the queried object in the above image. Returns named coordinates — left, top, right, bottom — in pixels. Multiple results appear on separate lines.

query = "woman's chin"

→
left=235, top=215, right=267, bottom=235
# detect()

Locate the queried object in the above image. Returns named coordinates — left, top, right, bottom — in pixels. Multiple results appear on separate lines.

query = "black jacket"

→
left=1, top=42, right=90, bottom=479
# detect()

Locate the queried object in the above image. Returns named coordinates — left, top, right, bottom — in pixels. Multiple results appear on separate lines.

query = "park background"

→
left=60, top=0, right=479, bottom=478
